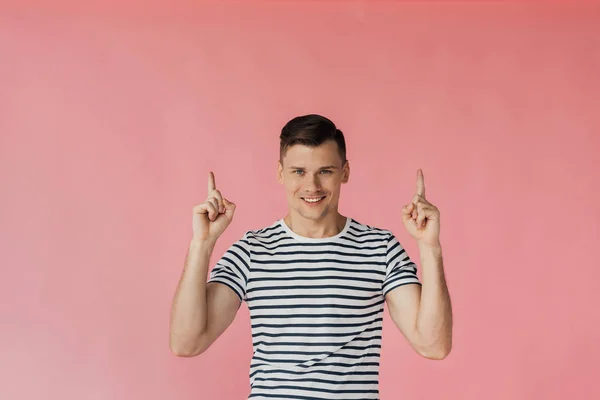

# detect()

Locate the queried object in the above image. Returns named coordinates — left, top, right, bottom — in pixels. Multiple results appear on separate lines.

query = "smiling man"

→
left=169, top=114, right=453, bottom=400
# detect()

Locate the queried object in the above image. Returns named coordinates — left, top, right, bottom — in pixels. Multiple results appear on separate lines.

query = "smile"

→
left=302, top=196, right=326, bottom=204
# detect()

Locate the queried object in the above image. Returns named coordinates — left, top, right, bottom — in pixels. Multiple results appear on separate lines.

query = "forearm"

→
left=169, top=239, right=215, bottom=354
left=415, top=243, right=452, bottom=358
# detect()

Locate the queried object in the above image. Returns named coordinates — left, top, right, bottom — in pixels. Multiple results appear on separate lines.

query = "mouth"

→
left=301, top=195, right=326, bottom=206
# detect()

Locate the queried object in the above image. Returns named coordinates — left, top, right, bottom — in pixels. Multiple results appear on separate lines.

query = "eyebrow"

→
left=288, top=165, right=338, bottom=170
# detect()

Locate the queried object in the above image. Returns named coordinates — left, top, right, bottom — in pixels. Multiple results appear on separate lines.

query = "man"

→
left=169, top=114, right=453, bottom=399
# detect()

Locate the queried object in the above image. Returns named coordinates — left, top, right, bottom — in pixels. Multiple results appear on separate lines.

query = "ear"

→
left=277, top=160, right=284, bottom=184
left=342, top=160, right=350, bottom=183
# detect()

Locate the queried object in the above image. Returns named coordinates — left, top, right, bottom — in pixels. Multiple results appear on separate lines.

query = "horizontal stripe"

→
left=252, top=361, right=381, bottom=369
left=249, top=275, right=383, bottom=285
left=252, top=376, right=379, bottom=386
left=250, top=266, right=386, bottom=277
left=248, top=293, right=382, bottom=302
left=249, top=299, right=385, bottom=311
left=250, top=309, right=383, bottom=321
left=248, top=240, right=387, bottom=252
left=251, top=318, right=383, bottom=329
left=252, top=326, right=382, bottom=339
left=247, top=284, right=381, bottom=294
left=252, top=258, right=386, bottom=266
left=249, top=393, right=377, bottom=400
left=207, top=219, right=419, bottom=399
left=250, top=384, right=379, bottom=394
left=252, top=249, right=384, bottom=258
left=249, top=368, right=379, bottom=378
left=253, top=337, right=382, bottom=348
left=254, top=345, right=382, bottom=357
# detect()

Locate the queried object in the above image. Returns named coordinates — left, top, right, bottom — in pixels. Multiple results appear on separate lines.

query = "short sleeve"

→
left=207, top=232, right=252, bottom=302
left=382, top=233, right=421, bottom=296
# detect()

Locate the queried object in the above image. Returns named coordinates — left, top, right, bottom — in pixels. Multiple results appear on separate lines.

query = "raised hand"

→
left=192, top=171, right=236, bottom=243
left=401, top=169, right=440, bottom=247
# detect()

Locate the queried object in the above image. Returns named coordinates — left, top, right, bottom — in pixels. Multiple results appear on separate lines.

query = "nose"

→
left=304, top=173, right=322, bottom=193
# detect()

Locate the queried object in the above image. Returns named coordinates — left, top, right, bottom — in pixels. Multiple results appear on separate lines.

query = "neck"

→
left=284, top=211, right=347, bottom=239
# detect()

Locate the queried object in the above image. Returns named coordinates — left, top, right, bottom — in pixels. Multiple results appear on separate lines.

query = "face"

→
left=277, top=140, right=350, bottom=221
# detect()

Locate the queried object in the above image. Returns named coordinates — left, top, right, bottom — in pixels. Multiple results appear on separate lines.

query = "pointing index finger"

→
left=208, top=171, right=216, bottom=194
left=416, top=169, right=425, bottom=197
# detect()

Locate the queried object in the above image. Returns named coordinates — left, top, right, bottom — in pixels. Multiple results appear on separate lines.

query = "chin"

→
left=297, top=206, right=330, bottom=220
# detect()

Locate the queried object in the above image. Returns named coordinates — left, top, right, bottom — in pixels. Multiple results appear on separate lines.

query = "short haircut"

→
left=279, top=114, right=347, bottom=163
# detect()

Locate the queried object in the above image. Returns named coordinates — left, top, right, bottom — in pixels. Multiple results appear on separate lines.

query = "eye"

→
left=320, top=170, right=333, bottom=175
left=293, top=170, right=304, bottom=175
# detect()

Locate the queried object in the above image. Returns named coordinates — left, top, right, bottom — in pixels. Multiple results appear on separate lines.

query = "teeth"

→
left=303, top=197, right=324, bottom=203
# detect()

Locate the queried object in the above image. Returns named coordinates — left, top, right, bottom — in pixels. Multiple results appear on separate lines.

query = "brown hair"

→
left=279, top=114, right=347, bottom=163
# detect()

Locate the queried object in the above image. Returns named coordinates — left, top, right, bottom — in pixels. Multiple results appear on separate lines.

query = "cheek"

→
left=324, top=178, right=341, bottom=191
left=284, top=180, right=301, bottom=194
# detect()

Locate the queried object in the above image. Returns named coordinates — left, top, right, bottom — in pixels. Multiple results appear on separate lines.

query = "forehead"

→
left=282, top=141, right=344, bottom=167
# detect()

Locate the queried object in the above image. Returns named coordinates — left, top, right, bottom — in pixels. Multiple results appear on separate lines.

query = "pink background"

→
left=1, top=1, right=599, bottom=399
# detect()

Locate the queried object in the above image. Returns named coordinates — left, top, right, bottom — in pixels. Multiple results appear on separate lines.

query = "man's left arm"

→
left=385, top=243, right=452, bottom=360
left=385, top=169, right=453, bottom=360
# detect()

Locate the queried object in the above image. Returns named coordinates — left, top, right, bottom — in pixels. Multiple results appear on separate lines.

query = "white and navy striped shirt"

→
left=208, top=217, right=421, bottom=400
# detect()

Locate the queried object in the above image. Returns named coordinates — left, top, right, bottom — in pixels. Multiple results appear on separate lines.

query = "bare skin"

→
left=169, top=143, right=452, bottom=359
left=169, top=172, right=240, bottom=356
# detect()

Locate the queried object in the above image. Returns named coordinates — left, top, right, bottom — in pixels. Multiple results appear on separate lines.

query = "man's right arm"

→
left=169, top=238, right=241, bottom=357
left=170, top=171, right=240, bottom=356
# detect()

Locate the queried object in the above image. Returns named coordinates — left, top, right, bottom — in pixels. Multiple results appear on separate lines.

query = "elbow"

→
left=419, top=344, right=451, bottom=360
left=415, top=338, right=452, bottom=360
left=169, top=336, right=205, bottom=358
left=170, top=346, right=201, bottom=358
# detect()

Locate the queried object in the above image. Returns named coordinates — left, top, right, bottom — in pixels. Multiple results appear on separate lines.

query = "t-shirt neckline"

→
left=278, top=216, right=352, bottom=242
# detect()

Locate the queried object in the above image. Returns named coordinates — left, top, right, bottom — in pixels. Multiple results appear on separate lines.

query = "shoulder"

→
left=221, top=222, right=283, bottom=261
left=346, top=217, right=394, bottom=241
left=237, top=220, right=286, bottom=245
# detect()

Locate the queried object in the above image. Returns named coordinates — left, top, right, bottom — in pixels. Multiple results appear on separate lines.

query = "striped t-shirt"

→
left=208, top=217, right=421, bottom=400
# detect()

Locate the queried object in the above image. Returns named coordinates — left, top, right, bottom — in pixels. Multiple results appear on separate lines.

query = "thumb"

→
left=223, top=198, right=236, bottom=218
left=401, top=203, right=414, bottom=215
left=401, top=204, right=414, bottom=223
